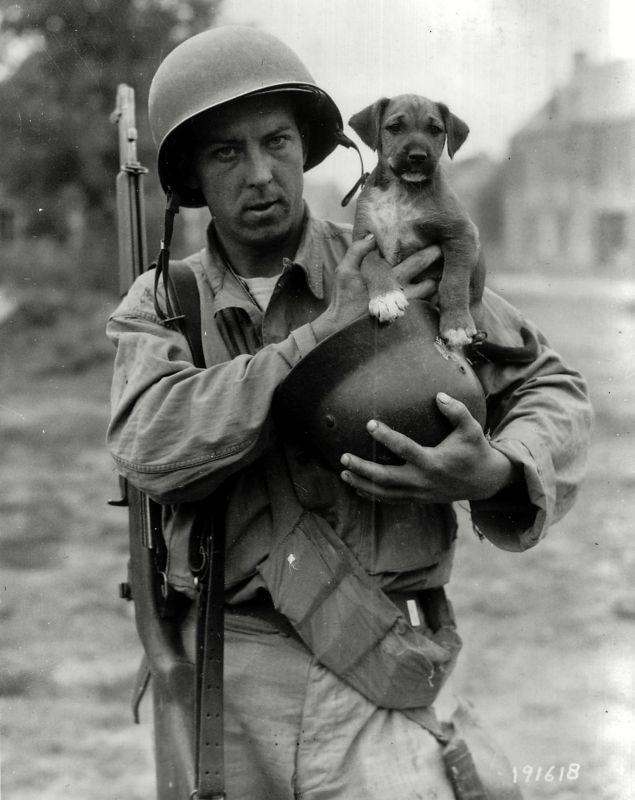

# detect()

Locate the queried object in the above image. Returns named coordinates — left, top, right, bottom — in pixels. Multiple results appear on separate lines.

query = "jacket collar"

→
left=201, top=204, right=325, bottom=320
left=290, top=206, right=325, bottom=300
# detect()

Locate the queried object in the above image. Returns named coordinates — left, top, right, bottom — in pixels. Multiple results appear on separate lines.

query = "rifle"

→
left=110, top=84, right=197, bottom=799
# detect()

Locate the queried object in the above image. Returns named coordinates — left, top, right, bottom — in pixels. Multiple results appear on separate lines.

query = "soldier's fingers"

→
left=365, top=419, right=430, bottom=466
left=392, top=245, right=442, bottom=284
left=339, top=234, right=376, bottom=273
left=436, top=392, right=481, bottom=436
left=339, top=452, right=405, bottom=488
left=340, top=469, right=417, bottom=502
left=404, top=278, right=439, bottom=301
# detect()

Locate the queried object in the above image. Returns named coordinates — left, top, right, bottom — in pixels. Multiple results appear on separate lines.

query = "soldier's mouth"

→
left=245, top=199, right=281, bottom=213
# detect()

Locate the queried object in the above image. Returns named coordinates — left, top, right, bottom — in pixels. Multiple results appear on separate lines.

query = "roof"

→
left=517, top=55, right=635, bottom=135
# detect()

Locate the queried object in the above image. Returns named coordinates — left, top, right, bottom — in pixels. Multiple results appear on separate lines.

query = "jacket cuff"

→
left=470, top=435, right=555, bottom=552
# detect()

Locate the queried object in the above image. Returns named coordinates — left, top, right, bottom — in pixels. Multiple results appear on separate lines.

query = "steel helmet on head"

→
left=148, top=25, right=345, bottom=208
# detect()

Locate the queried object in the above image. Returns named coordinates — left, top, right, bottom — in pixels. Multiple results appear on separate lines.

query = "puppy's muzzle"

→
left=389, top=148, right=436, bottom=182
left=407, top=151, right=430, bottom=169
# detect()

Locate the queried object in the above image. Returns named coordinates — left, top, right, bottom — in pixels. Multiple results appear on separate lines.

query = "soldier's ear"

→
left=348, top=98, right=390, bottom=151
left=437, top=103, right=470, bottom=159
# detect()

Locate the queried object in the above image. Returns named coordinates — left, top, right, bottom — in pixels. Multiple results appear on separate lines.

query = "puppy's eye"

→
left=386, top=122, right=402, bottom=134
left=429, top=124, right=444, bottom=135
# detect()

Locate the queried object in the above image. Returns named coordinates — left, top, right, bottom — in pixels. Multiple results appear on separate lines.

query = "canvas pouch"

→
left=258, top=447, right=462, bottom=709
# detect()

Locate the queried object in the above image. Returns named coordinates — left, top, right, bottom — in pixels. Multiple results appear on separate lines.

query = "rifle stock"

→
left=111, top=83, right=196, bottom=799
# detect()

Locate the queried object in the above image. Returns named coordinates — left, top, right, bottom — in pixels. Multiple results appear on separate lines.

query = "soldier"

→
left=107, top=26, right=592, bottom=800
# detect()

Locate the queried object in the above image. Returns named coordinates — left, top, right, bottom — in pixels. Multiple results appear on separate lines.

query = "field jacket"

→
left=106, top=210, right=592, bottom=603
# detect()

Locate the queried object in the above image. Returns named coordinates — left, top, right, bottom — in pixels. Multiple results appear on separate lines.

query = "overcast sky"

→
left=216, top=0, right=634, bottom=189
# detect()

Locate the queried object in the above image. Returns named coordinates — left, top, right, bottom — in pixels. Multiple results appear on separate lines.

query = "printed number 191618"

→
left=512, top=764, right=581, bottom=783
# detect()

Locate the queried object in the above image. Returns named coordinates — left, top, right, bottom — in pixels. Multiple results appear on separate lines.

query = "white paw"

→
left=369, top=290, right=409, bottom=323
left=442, top=327, right=474, bottom=348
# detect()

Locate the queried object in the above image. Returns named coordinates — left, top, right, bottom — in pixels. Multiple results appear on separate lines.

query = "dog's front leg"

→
left=360, top=249, right=409, bottom=322
left=438, top=234, right=480, bottom=347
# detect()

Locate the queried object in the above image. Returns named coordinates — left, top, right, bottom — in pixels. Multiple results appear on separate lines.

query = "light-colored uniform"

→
left=107, top=209, right=592, bottom=798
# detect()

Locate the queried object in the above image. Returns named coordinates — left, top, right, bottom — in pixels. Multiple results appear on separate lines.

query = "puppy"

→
left=349, top=94, right=484, bottom=347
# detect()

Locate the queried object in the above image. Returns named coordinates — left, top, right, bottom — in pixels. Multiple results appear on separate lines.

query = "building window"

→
left=0, top=206, right=15, bottom=241
left=557, top=209, right=570, bottom=254
left=523, top=210, right=538, bottom=259
left=588, top=128, right=603, bottom=187
left=596, top=211, right=626, bottom=264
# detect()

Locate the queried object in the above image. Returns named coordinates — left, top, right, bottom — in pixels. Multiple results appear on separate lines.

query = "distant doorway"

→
left=596, top=211, right=626, bottom=265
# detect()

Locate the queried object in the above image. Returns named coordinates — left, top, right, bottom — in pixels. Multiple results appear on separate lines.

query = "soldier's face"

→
left=190, top=95, right=307, bottom=251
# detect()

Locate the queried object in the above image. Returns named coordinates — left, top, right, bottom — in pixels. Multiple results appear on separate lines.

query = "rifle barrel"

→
left=112, top=83, right=149, bottom=296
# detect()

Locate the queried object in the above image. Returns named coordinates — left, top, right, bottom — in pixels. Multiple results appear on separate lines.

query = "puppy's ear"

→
left=437, top=103, right=470, bottom=159
left=348, top=98, right=390, bottom=150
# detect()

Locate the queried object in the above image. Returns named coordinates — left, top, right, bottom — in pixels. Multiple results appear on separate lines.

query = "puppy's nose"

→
left=407, top=151, right=428, bottom=167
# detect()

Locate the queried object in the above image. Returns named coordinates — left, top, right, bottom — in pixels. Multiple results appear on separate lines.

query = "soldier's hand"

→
left=312, top=239, right=442, bottom=342
left=393, top=245, right=442, bottom=303
left=311, top=234, right=377, bottom=341
left=339, top=393, right=521, bottom=504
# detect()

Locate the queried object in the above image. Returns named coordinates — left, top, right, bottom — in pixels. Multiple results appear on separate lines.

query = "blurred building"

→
left=0, top=187, right=18, bottom=242
left=445, top=154, right=505, bottom=252
left=504, top=53, right=635, bottom=274
left=303, top=178, right=355, bottom=227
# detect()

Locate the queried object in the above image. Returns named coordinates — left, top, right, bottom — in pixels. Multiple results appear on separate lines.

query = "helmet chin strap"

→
left=335, top=131, right=369, bottom=207
left=153, top=190, right=183, bottom=326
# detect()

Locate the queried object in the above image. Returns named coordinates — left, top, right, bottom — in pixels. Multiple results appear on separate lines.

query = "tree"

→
left=0, top=0, right=221, bottom=250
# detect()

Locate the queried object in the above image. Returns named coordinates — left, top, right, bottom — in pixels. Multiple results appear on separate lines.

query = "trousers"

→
left=182, top=607, right=455, bottom=800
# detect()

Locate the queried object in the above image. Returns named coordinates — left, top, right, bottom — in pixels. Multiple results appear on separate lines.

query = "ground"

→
left=0, top=272, right=633, bottom=799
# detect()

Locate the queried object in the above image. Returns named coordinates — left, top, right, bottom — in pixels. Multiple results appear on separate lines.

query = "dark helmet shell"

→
left=273, top=300, right=487, bottom=470
left=148, top=26, right=343, bottom=207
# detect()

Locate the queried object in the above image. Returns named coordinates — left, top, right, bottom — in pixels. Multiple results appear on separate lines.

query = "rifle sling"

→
left=168, top=261, right=206, bottom=370
left=168, top=263, right=226, bottom=799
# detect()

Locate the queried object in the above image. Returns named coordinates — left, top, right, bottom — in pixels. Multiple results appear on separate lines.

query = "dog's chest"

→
left=363, top=183, right=430, bottom=265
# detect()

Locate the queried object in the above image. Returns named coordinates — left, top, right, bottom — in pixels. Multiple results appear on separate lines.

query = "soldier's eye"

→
left=212, top=145, right=238, bottom=161
left=268, top=134, right=290, bottom=149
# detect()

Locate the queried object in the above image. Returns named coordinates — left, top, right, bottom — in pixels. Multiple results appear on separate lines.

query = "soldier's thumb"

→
left=436, top=392, right=471, bottom=429
left=342, top=233, right=376, bottom=271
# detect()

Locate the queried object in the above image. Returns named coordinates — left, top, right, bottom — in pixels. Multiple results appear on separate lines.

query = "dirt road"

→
left=1, top=275, right=632, bottom=799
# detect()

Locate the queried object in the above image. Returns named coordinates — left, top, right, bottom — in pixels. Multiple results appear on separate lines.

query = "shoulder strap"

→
left=166, top=260, right=227, bottom=798
left=167, top=260, right=206, bottom=369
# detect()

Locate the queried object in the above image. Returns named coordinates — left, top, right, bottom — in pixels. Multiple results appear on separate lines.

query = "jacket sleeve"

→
left=106, top=270, right=318, bottom=503
left=468, top=289, right=593, bottom=552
